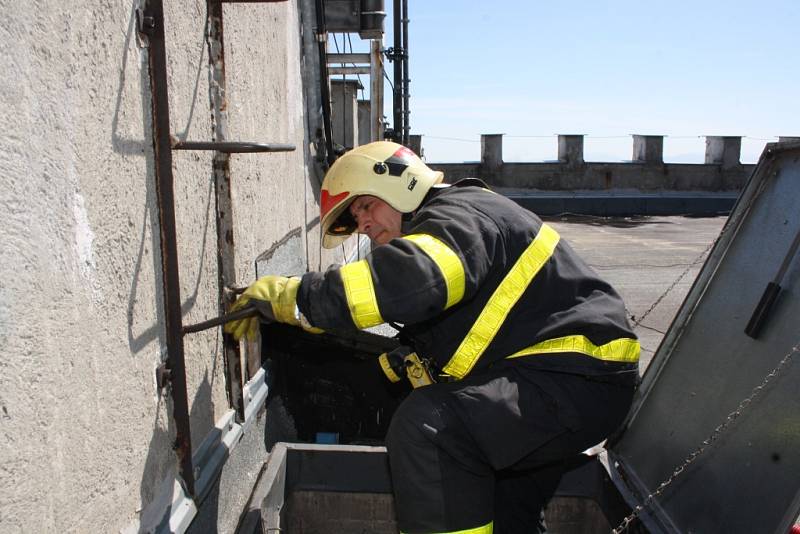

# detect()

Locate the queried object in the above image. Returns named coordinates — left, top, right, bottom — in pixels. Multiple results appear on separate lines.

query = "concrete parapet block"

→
left=481, top=134, right=504, bottom=172
left=632, top=135, right=664, bottom=164
left=705, top=136, right=741, bottom=168
left=409, top=134, right=423, bottom=157
left=558, top=135, right=584, bottom=165
left=357, top=100, right=371, bottom=147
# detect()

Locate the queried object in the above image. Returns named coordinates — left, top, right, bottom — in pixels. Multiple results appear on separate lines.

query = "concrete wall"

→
left=0, top=1, right=344, bottom=532
left=429, top=134, right=756, bottom=192
left=433, top=161, right=754, bottom=191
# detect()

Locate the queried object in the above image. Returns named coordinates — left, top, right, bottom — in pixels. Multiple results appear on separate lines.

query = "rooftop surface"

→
left=547, top=214, right=727, bottom=372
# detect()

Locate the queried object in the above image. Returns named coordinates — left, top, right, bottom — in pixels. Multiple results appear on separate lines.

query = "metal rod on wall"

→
left=392, top=0, right=402, bottom=143
left=315, top=0, right=336, bottom=165
left=401, top=0, right=409, bottom=146
left=140, top=0, right=195, bottom=497
left=172, top=140, right=296, bottom=153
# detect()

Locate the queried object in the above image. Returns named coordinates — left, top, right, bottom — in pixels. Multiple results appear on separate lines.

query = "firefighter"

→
left=225, top=141, right=639, bottom=533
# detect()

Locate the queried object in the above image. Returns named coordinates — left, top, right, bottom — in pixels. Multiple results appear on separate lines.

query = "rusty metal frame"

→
left=140, top=0, right=294, bottom=498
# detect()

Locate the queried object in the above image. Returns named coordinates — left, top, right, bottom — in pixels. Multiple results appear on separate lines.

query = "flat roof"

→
left=547, top=214, right=727, bottom=372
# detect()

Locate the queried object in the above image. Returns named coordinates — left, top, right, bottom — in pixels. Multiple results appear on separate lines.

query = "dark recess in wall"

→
left=262, top=323, right=408, bottom=447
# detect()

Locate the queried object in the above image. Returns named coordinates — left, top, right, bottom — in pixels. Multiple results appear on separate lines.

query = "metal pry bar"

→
left=182, top=304, right=262, bottom=334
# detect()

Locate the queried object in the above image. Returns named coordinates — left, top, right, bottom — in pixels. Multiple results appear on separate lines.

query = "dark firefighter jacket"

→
left=297, top=180, right=639, bottom=383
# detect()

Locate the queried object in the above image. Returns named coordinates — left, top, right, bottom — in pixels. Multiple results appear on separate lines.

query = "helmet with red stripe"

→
left=319, top=141, right=443, bottom=249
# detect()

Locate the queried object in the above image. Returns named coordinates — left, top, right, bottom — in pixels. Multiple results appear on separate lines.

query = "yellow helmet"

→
left=319, top=141, right=444, bottom=249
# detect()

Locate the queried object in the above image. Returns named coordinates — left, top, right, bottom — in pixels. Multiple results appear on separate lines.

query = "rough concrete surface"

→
left=1, top=3, right=176, bottom=532
left=0, top=1, right=328, bottom=533
left=548, top=215, right=728, bottom=372
left=0, top=1, right=738, bottom=533
left=186, top=409, right=269, bottom=534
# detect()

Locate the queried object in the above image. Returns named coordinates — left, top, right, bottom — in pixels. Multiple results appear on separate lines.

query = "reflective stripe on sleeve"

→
left=443, top=224, right=560, bottom=379
left=400, top=521, right=493, bottom=534
left=339, top=260, right=384, bottom=329
left=507, top=335, right=640, bottom=363
left=402, top=233, right=466, bottom=309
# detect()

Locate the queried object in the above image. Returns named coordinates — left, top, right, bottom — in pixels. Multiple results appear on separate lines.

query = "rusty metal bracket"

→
left=135, top=8, right=155, bottom=35
left=156, top=363, right=172, bottom=390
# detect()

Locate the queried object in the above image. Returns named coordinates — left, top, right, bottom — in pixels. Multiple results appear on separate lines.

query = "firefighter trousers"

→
left=385, top=359, right=635, bottom=534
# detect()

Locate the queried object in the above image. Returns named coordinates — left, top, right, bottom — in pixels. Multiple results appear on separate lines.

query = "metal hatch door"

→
left=608, top=143, right=800, bottom=534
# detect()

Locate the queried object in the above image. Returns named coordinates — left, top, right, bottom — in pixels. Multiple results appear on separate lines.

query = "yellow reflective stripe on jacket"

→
left=400, top=521, right=493, bottom=534
left=507, top=335, right=640, bottom=363
left=403, top=233, right=466, bottom=309
left=340, top=260, right=384, bottom=329
left=443, top=224, right=560, bottom=379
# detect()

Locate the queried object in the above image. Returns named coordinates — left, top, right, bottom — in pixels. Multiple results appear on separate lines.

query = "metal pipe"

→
left=315, top=0, right=336, bottom=165
left=172, top=141, right=296, bottom=153
left=401, top=0, right=409, bottom=145
left=183, top=305, right=259, bottom=334
left=141, top=0, right=195, bottom=497
left=392, top=0, right=402, bottom=143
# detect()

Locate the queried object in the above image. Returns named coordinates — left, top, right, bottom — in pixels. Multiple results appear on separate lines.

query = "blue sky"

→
left=340, top=1, right=798, bottom=163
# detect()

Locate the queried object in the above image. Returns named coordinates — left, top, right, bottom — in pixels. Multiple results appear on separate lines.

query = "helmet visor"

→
left=328, top=209, right=357, bottom=236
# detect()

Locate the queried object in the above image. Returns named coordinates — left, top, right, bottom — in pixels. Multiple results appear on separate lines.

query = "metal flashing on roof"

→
left=608, top=142, right=800, bottom=533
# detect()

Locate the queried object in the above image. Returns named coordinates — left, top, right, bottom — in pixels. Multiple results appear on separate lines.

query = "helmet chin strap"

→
left=400, top=212, right=415, bottom=234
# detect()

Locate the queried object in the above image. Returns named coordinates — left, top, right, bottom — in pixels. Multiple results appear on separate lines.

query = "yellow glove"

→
left=224, top=275, right=303, bottom=341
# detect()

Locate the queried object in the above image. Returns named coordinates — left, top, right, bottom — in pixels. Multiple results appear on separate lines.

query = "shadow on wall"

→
left=135, top=372, right=219, bottom=533
left=112, top=5, right=222, bottom=529
left=137, top=394, right=176, bottom=532
left=185, top=372, right=220, bottom=533
left=112, top=3, right=208, bottom=156
left=122, top=0, right=217, bottom=355
left=111, top=4, right=148, bottom=157
left=127, top=161, right=216, bottom=355
left=117, top=0, right=216, bottom=351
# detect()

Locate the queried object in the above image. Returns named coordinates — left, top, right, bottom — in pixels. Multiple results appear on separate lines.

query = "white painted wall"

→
left=0, top=1, right=346, bottom=532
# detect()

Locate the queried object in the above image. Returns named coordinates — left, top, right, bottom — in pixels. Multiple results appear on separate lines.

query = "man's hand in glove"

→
left=224, top=275, right=320, bottom=341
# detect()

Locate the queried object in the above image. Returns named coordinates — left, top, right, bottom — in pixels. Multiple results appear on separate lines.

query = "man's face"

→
left=349, top=195, right=403, bottom=246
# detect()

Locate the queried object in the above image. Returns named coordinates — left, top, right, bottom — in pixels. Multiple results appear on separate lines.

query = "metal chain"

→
left=629, top=243, right=713, bottom=327
left=612, top=341, right=800, bottom=533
